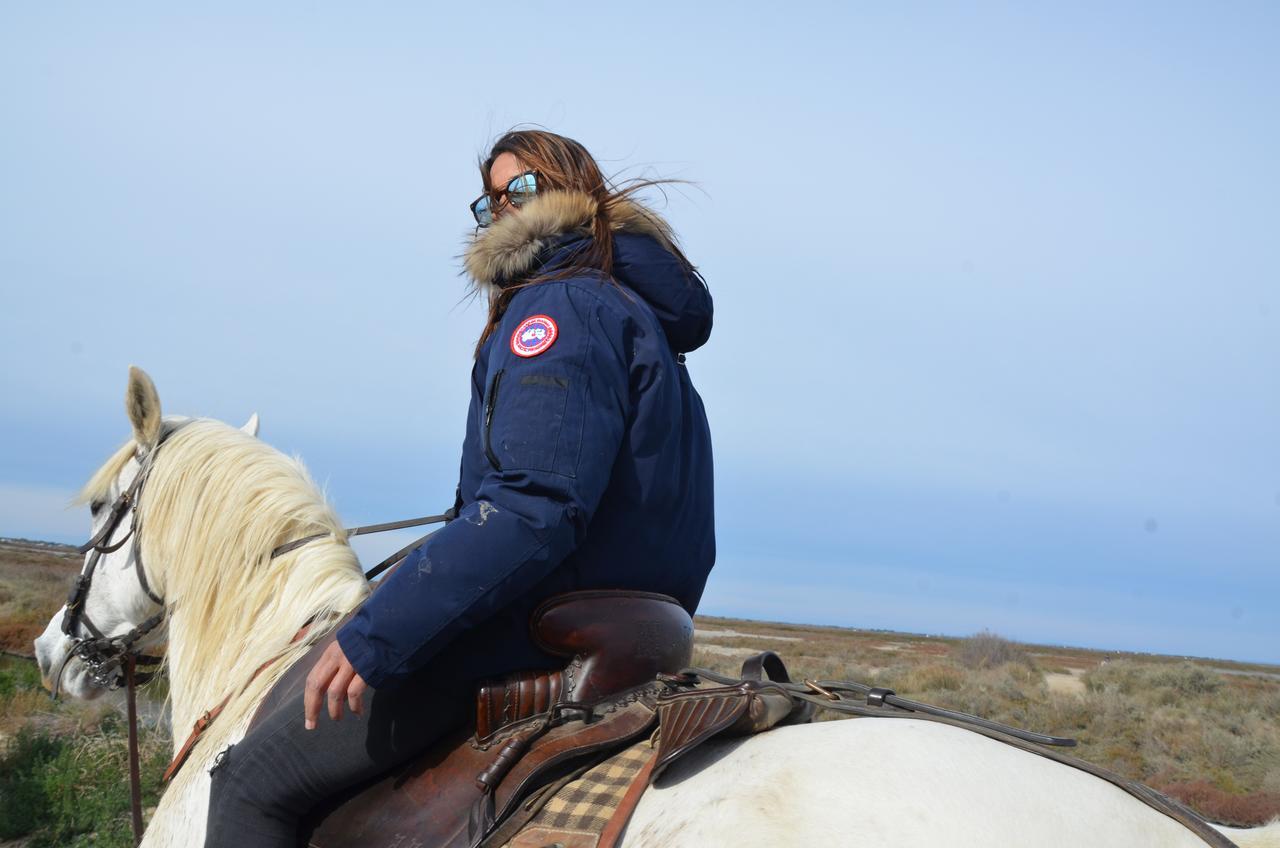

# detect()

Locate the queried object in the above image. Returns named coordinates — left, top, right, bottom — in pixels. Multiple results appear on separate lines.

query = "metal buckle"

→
left=804, top=679, right=841, bottom=701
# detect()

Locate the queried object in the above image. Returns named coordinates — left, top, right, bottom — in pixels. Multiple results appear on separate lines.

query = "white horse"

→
left=35, top=368, right=1279, bottom=848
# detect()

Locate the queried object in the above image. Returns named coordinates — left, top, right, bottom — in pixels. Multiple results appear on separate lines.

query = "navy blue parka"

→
left=337, top=191, right=715, bottom=689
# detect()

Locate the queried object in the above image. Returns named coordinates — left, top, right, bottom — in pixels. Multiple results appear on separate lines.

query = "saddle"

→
left=264, top=589, right=772, bottom=848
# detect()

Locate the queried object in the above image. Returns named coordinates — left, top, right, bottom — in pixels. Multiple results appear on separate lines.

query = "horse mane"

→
left=93, top=419, right=371, bottom=815
left=77, top=438, right=137, bottom=505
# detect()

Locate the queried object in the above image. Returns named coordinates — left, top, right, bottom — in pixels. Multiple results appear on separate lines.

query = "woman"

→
left=205, top=129, right=715, bottom=846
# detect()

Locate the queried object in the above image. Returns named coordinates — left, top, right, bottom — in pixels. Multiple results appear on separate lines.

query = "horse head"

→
left=34, top=367, right=263, bottom=701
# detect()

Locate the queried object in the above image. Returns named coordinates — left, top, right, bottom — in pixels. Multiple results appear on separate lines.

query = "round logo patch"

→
left=511, top=314, right=559, bottom=358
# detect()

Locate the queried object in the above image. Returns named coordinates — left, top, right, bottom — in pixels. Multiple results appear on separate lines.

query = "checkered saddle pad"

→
left=496, top=739, right=655, bottom=848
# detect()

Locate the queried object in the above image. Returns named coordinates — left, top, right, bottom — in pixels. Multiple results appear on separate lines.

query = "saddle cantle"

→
left=475, top=590, right=696, bottom=742
left=295, top=590, right=694, bottom=848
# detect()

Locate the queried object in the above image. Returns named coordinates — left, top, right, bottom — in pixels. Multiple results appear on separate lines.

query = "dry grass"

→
left=694, top=616, right=1280, bottom=826
left=954, top=629, right=1033, bottom=669
left=2, top=541, right=1278, bottom=828
left=0, top=538, right=80, bottom=655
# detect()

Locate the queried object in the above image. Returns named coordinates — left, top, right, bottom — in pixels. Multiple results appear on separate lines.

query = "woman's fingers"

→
left=327, top=664, right=354, bottom=722
left=303, top=641, right=365, bottom=729
left=347, top=674, right=367, bottom=717
left=303, top=647, right=338, bottom=729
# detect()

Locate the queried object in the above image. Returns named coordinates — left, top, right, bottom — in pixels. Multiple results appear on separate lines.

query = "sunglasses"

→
left=470, top=171, right=539, bottom=227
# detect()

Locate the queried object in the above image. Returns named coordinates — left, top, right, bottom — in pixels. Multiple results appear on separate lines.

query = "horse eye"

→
left=90, top=500, right=104, bottom=516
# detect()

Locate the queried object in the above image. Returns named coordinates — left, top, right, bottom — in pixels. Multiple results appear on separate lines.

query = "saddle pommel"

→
left=532, top=590, right=694, bottom=704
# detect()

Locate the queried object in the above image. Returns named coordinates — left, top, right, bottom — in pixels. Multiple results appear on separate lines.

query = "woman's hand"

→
left=303, top=640, right=368, bottom=729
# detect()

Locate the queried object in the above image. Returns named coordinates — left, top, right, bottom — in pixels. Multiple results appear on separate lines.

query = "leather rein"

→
left=58, top=423, right=451, bottom=846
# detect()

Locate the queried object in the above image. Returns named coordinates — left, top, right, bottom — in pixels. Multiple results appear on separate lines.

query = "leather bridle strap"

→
left=361, top=518, right=451, bottom=582
left=75, top=472, right=143, bottom=556
left=269, top=511, right=453, bottom=561
left=125, top=655, right=145, bottom=846
left=162, top=620, right=314, bottom=783
left=686, top=661, right=1078, bottom=748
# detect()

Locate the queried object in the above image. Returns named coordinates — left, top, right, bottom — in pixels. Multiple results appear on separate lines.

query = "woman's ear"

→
left=125, top=366, right=163, bottom=452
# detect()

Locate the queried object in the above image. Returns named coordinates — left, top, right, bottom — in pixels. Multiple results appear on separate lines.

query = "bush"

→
left=1151, top=779, right=1280, bottom=827
left=1086, top=661, right=1224, bottom=699
left=900, top=663, right=965, bottom=693
left=0, top=657, right=42, bottom=696
left=954, top=631, right=1031, bottom=670
left=1150, top=664, right=1223, bottom=696
left=0, top=708, right=170, bottom=847
left=0, top=729, right=62, bottom=839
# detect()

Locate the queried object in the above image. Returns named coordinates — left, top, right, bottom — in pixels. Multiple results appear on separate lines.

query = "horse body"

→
left=33, top=369, right=1280, bottom=847
left=627, top=719, right=1279, bottom=848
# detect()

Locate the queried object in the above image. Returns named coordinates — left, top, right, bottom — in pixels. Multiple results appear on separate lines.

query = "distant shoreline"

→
left=5, top=537, right=1276, bottom=672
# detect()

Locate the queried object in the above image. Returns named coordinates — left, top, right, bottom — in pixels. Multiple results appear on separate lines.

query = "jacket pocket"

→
left=485, top=369, right=580, bottom=477
left=483, top=369, right=505, bottom=471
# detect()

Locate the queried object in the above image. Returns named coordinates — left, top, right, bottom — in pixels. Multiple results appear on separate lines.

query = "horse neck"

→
left=134, top=422, right=371, bottom=744
left=159, top=538, right=370, bottom=745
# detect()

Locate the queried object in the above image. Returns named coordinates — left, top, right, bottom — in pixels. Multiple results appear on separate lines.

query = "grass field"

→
left=2, top=537, right=1277, bottom=844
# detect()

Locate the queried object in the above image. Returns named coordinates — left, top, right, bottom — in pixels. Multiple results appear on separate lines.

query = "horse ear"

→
left=241, top=412, right=260, bottom=437
left=125, top=366, right=163, bottom=451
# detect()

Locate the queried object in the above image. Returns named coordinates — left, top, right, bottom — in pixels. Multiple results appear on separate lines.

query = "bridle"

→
left=54, top=425, right=182, bottom=846
left=56, top=427, right=178, bottom=697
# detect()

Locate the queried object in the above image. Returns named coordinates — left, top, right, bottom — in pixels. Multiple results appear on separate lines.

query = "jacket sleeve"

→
left=337, top=283, right=632, bottom=689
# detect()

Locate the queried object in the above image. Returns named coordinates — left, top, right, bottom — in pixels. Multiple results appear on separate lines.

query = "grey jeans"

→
left=203, top=673, right=470, bottom=847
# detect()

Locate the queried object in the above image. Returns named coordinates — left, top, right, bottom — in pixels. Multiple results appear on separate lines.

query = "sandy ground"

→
left=694, top=644, right=763, bottom=658
left=873, top=641, right=916, bottom=652
left=695, top=628, right=802, bottom=642
left=1045, top=668, right=1087, bottom=696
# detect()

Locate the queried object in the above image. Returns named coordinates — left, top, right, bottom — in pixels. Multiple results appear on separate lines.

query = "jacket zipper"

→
left=483, top=369, right=505, bottom=471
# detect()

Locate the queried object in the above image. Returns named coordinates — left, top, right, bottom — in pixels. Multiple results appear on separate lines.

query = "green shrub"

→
left=0, top=720, right=169, bottom=847
left=0, top=657, right=42, bottom=696
left=1151, top=664, right=1223, bottom=696
left=0, top=729, right=62, bottom=838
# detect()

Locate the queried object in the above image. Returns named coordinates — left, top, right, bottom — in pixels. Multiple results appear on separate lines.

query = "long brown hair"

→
left=473, top=129, right=697, bottom=351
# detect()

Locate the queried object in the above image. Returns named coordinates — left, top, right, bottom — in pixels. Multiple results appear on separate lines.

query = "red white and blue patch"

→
left=511, top=314, right=559, bottom=358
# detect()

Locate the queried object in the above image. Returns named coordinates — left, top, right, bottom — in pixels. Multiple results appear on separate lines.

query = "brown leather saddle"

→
left=253, top=590, right=703, bottom=848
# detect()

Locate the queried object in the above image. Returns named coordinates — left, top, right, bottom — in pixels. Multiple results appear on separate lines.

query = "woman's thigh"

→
left=206, top=671, right=471, bottom=843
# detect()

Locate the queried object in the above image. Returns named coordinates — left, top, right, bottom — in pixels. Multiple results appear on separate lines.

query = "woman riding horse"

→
left=203, top=129, right=717, bottom=846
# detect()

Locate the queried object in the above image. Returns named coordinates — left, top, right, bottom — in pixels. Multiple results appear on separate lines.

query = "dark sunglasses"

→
left=470, top=171, right=539, bottom=227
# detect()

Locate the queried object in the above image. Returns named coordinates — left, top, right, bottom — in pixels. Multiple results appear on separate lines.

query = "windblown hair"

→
left=472, top=128, right=699, bottom=352
left=81, top=419, right=370, bottom=842
left=78, top=438, right=138, bottom=506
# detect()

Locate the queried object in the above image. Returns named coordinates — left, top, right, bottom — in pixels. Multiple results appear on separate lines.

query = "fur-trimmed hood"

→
left=464, top=190, right=713, bottom=353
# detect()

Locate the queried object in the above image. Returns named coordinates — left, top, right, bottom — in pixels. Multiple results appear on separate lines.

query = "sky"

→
left=1, top=3, right=1276, bottom=663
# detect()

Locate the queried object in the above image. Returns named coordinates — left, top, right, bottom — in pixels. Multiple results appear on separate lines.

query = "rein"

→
left=62, top=423, right=452, bottom=845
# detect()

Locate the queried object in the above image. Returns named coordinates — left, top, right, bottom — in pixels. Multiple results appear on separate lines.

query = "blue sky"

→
left=1, top=4, right=1276, bottom=663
